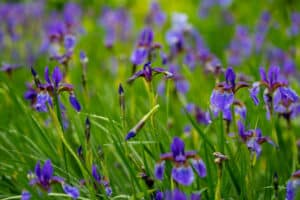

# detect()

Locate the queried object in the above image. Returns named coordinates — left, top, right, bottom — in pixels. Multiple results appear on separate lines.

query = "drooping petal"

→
left=279, top=87, right=298, bottom=102
left=64, top=35, right=76, bottom=51
left=286, top=180, right=295, bottom=200
left=51, top=176, right=64, bottom=184
left=154, top=161, right=165, bottom=180
left=171, top=165, right=194, bottom=186
left=191, top=159, right=207, bottom=178
left=190, top=192, right=201, bottom=200
left=155, top=190, right=164, bottom=200
left=52, top=66, right=63, bottom=87
left=63, top=184, right=80, bottom=199
left=105, top=186, right=113, bottom=197
left=165, top=189, right=187, bottom=200
left=130, top=48, right=147, bottom=65
left=249, top=82, right=260, bottom=105
left=69, top=94, right=81, bottom=111
left=21, top=191, right=31, bottom=200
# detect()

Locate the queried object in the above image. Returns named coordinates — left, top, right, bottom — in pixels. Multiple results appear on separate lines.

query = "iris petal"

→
left=191, top=159, right=207, bottom=178
left=154, top=161, right=165, bottom=180
left=171, top=165, right=194, bottom=186
left=63, top=184, right=80, bottom=199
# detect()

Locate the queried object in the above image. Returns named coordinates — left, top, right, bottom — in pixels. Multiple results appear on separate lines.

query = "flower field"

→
left=0, top=1, right=300, bottom=199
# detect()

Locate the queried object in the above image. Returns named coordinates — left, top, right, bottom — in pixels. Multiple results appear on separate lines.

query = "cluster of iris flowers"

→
left=1, top=1, right=300, bottom=199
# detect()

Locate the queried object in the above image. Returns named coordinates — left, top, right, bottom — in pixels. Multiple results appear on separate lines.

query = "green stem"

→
left=53, top=90, right=69, bottom=180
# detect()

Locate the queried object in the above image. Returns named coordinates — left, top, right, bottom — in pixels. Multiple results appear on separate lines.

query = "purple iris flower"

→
left=0, top=63, right=20, bottom=76
left=273, top=86, right=300, bottom=121
left=155, top=137, right=206, bottom=186
left=146, top=2, right=166, bottom=26
left=131, top=27, right=158, bottom=65
left=164, top=189, right=202, bottom=200
left=288, top=12, right=300, bottom=36
left=21, top=191, right=31, bottom=200
left=99, top=7, right=131, bottom=48
left=127, top=62, right=173, bottom=84
left=63, top=184, right=80, bottom=199
left=210, top=67, right=249, bottom=120
left=27, top=66, right=81, bottom=112
left=29, top=160, right=64, bottom=191
left=249, top=66, right=292, bottom=119
left=286, top=170, right=300, bottom=200
left=63, top=3, right=82, bottom=32
left=227, top=26, right=252, bottom=66
left=92, top=164, right=112, bottom=197
left=254, top=11, right=271, bottom=52
left=237, top=121, right=274, bottom=157
left=185, top=103, right=211, bottom=125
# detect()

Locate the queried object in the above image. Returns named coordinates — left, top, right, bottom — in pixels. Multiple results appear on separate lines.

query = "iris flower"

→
left=28, top=160, right=79, bottom=199
left=286, top=170, right=300, bottom=200
left=237, top=121, right=274, bottom=157
left=127, top=62, right=173, bottom=84
left=155, top=189, right=201, bottom=200
left=154, top=137, right=206, bottom=186
left=210, top=67, right=249, bottom=121
left=249, top=66, right=297, bottom=119
left=27, top=66, right=81, bottom=112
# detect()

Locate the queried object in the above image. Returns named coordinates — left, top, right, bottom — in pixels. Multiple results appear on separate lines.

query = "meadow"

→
left=0, top=0, right=300, bottom=199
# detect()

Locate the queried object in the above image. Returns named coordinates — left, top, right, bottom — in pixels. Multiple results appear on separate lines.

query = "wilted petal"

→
left=63, top=184, right=79, bottom=199
left=191, top=159, right=206, bottom=178
left=154, top=161, right=165, bottom=180
left=172, top=165, right=194, bottom=186
left=69, top=94, right=81, bottom=111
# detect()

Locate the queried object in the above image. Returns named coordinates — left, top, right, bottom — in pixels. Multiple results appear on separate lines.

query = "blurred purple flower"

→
left=210, top=67, right=249, bottom=120
left=29, top=160, right=64, bottom=191
left=237, top=121, right=275, bottom=157
left=286, top=170, right=300, bottom=200
left=146, top=2, right=166, bottom=26
left=62, top=184, right=80, bottom=199
left=127, top=62, right=173, bottom=84
left=21, top=191, right=31, bottom=200
left=26, top=66, right=81, bottom=112
left=155, top=137, right=206, bottom=186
